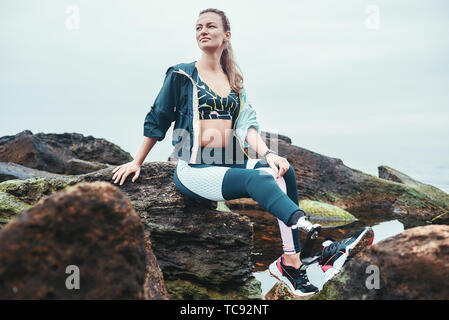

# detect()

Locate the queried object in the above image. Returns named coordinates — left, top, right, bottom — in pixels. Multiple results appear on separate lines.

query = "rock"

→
left=0, top=181, right=168, bottom=299
left=66, top=158, right=112, bottom=175
left=166, top=276, right=262, bottom=300
left=379, top=165, right=449, bottom=224
left=0, top=191, right=32, bottom=226
left=0, top=130, right=132, bottom=175
left=225, top=198, right=357, bottom=224
left=229, top=133, right=449, bottom=224
left=431, top=212, right=449, bottom=225
left=265, top=281, right=306, bottom=300
left=143, top=229, right=169, bottom=300
left=262, top=132, right=449, bottom=223
left=312, top=225, right=449, bottom=300
left=0, top=162, right=63, bottom=182
left=0, top=162, right=257, bottom=298
left=378, top=165, right=420, bottom=185
left=35, top=132, right=132, bottom=165
left=299, top=199, right=357, bottom=222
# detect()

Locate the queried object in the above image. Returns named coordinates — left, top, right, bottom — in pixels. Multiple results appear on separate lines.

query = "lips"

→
left=200, top=38, right=210, bottom=42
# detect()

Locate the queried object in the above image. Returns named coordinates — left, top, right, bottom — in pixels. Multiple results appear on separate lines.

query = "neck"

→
left=197, top=51, right=223, bottom=73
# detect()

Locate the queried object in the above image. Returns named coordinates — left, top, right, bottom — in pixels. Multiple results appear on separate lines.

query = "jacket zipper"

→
left=174, top=69, right=201, bottom=164
left=234, top=90, right=251, bottom=160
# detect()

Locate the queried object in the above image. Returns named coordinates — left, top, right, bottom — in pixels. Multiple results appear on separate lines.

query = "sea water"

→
left=233, top=208, right=406, bottom=296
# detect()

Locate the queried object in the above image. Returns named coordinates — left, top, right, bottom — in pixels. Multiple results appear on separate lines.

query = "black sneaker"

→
left=318, top=226, right=374, bottom=281
left=269, top=255, right=319, bottom=297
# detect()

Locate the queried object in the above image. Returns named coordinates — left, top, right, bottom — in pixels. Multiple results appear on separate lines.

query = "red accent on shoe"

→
left=276, top=257, right=283, bottom=275
left=321, top=265, right=334, bottom=272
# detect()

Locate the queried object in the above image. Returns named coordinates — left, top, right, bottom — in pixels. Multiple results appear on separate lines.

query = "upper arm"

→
left=143, top=67, right=181, bottom=141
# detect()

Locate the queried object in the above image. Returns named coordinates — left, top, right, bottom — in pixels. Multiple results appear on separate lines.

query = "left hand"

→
left=265, top=153, right=290, bottom=179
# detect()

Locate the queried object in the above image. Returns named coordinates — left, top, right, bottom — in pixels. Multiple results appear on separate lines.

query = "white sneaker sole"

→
left=346, top=226, right=374, bottom=257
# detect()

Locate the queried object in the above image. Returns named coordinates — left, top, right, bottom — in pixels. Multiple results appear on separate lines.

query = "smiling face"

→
left=195, top=12, right=230, bottom=52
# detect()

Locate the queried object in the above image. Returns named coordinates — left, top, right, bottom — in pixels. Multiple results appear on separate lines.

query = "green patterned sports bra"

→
left=194, top=68, right=240, bottom=121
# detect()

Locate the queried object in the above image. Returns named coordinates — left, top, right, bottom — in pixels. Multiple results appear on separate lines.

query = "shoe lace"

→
left=291, top=266, right=312, bottom=287
left=320, top=240, right=342, bottom=266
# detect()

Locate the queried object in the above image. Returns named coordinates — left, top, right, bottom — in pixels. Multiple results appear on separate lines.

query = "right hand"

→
left=111, top=161, right=141, bottom=185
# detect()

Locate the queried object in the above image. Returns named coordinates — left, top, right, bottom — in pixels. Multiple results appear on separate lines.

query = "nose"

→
left=197, top=26, right=208, bottom=36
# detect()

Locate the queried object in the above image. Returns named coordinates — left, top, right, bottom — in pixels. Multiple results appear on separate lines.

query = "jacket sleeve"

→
left=143, top=67, right=180, bottom=141
left=235, top=87, right=260, bottom=148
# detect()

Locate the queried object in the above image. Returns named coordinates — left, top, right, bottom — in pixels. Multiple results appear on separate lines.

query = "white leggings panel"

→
left=176, top=159, right=230, bottom=201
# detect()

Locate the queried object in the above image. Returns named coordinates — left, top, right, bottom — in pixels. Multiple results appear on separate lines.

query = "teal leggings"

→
left=173, top=147, right=302, bottom=254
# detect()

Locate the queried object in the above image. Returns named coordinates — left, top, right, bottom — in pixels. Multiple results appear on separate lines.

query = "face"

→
left=195, top=12, right=230, bottom=52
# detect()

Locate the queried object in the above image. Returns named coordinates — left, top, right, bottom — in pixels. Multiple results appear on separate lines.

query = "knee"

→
left=248, top=171, right=276, bottom=185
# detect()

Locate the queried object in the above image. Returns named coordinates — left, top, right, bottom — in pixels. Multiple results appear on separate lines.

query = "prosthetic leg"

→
left=289, top=210, right=322, bottom=265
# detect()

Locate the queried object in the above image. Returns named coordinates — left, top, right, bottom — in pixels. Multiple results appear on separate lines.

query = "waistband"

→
left=194, top=146, right=234, bottom=165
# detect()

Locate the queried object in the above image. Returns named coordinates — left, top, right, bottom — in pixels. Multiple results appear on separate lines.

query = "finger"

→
left=278, top=166, right=287, bottom=178
left=112, top=165, right=124, bottom=180
left=132, top=170, right=140, bottom=182
left=277, top=167, right=285, bottom=179
left=114, top=167, right=126, bottom=184
left=268, top=161, right=279, bottom=177
left=120, top=170, right=130, bottom=186
left=275, top=161, right=287, bottom=178
left=279, top=161, right=289, bottom=177
left=112, top=166, right=120, bottom=178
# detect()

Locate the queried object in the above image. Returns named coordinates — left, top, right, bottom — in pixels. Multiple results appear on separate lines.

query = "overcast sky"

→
left=1, top=0, right=448, bottom=191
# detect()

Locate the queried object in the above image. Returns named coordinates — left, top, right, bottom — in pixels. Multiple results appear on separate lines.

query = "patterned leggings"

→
left=173, top=147, right=302, bottom=255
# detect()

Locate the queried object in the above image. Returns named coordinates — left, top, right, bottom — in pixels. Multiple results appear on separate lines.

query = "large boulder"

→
left=0, top=130, right=132, bottom=175
left=379, top=165, right=449, bottom=224
left=260, top=132, right=449, bottom=223
left=0, top=162, right=257, bottom=298
left=312, top=225, right=449, bottom=300
left=0, top=182, right=168, bottom=299
left=0, top=162, right=63, bottom=182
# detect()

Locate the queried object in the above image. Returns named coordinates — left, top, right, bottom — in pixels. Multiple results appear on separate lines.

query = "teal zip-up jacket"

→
left=143, top=61, right=260, bottom=163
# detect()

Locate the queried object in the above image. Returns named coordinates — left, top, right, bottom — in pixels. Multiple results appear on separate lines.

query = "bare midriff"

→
left=199, top=119, right=233, bottom=147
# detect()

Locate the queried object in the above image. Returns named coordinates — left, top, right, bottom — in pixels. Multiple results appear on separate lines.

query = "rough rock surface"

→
left=0, top=130, right=132, bottom=175
left=312, top=225, right=449, bottom=300
left=0, top=162, right=256, bottom=298
left=0, top=182, right=168, bottom=299
left=261, top=132, right=449, bottom=223
left=0, top=162, right=63, bottom=182
left=378, top=165, right=449, bottom=224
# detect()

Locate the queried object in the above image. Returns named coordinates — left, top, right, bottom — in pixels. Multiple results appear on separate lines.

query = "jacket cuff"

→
left=239, top=123, right=260, bottom=148
left=143, top=128, right=165, bottom=141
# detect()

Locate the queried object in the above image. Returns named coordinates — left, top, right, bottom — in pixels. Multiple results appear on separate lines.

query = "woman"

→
left=112, top=8, right=330, bottom=297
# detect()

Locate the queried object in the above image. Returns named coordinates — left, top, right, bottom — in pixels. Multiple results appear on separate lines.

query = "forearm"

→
left=245, top=126, right=269, bottom=158
left=133, top=136, right=158, bottom=166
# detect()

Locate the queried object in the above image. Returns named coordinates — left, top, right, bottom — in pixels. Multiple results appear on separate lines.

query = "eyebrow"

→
left=196, top=22, right=216, bottom=26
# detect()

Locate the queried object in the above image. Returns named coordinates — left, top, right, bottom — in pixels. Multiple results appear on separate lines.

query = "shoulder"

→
left=165, top=61, right=196, bottom=76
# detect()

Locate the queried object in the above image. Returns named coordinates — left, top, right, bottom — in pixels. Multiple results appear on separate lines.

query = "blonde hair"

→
left=199, top=8, right=244, bottom=93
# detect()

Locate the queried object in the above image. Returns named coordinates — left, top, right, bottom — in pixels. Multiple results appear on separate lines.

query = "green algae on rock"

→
left=166, top=276, right=262, bottom=300
left=299, top=199, right=357, bottom=222
left=0, top=191, right=32, bottom=226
